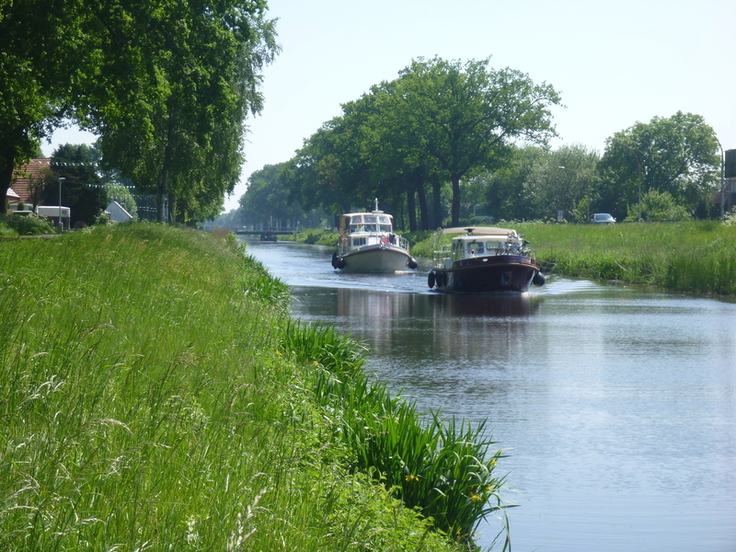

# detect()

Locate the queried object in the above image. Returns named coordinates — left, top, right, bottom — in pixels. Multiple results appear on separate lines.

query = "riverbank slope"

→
left=0, top=224, right=503, bottom=551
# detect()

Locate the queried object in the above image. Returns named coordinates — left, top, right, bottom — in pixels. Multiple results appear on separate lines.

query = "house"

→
left=105, top=200, right=134, bottom=222
left=9, top=157, right=52, bottom=207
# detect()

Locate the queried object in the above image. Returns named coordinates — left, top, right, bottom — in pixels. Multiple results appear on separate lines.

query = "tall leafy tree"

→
left=83, top=0, right=279, bottom=223
left=291, top=115, right=369, bottom=216
left=523, top=144, right=601, bottom=222
left=1, top=0, right=278, bottom=223
left=478, top=146, right=546, bottom=222
left=598, top=111, right=720, bottom=220
left=240, top=162, right=307, bottom=227
left=45, top=144, right=106, bottom=226
left=0, top=0, right=85, bottom=214
left=392, top=57, right=561, bottom=225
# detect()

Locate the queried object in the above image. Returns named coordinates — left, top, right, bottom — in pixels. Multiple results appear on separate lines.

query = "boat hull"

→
left=335, top=244, right=416, bottom=273
left=429, top=255, right=543, bottom=293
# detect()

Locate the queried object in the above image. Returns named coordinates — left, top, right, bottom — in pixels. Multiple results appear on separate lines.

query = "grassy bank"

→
left=410, top=221, right=736, bottom=296
left=521, top=221, right=736, bottom=295
left=1, top=224, right=509, bottom=551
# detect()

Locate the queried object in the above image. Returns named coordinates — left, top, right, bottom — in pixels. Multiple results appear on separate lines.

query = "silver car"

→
left=591, top=213, right=616, bottom=224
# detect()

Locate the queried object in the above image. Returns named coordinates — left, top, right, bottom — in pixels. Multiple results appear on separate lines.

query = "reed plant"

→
left=0, top=223, right=469, bottom=552
left=282, top=321, right=511, bottom=548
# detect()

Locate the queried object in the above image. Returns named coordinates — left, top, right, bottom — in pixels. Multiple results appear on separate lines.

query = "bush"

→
left=0, top=213, right=55, bottom=235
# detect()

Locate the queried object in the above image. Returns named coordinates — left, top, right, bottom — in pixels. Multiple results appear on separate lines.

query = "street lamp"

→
left=58, top=177, right=65, bottom=231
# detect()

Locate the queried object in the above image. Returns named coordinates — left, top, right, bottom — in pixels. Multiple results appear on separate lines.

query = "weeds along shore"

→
left=1, top=223, right=509, bottom=551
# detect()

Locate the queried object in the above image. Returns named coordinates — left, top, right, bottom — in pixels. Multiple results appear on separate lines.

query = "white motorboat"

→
left=331, top=202, right=418, bottom=273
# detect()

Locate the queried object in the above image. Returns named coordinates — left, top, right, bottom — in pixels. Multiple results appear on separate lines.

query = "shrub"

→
left=0, top=213, right=55, bottom=235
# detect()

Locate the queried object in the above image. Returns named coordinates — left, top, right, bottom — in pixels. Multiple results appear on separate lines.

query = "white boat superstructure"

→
left=332, top=202, right=418, bottom=273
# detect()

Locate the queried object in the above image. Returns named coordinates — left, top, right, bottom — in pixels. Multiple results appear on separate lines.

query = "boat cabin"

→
left=451, top=236, right=510, bottom=260
left=341, top=213, right=394, bottom=235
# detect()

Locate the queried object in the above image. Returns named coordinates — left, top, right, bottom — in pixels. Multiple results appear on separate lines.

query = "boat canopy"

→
left=340, top=212, right=393, bottom=234
left=441, top=226, right=518, bottom=236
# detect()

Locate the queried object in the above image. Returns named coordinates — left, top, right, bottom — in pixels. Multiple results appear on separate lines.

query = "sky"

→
left=44, top=0, right=736, bottom=213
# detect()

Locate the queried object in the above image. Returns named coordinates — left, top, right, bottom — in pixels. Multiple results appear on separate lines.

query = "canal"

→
left=244, top=239, right=736, bottom=552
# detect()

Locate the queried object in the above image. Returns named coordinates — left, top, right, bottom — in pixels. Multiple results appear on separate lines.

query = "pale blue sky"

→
left=45, top=0, right=736, bottom=212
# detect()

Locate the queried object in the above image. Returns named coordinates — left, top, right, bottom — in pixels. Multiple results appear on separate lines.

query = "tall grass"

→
left=1, top=224, right=473, bottom=552
left=517, top=221, right=736, bottom=295
left=282, top=321, right=511, bottom=548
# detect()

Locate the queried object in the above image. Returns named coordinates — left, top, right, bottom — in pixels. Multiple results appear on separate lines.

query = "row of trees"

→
left=287, top=57, right=561, bottom=228
left=1, top=0, right=279, bottom=221
left=234, top=56, right=721, bottom=230
left=483, top=110, right=720, bottom=224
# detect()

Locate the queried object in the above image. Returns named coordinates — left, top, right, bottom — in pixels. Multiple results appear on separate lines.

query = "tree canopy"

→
left=1, top=0, right=279, bottom=220
left=288, top=56, right=561, bottom=227
left=597, top=111, right=720, bottom=220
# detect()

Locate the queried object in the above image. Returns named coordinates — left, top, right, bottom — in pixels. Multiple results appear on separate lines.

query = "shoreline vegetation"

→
left=293, top=220, right=736, bottom=297
left=1, top=224, right=509, bottom=552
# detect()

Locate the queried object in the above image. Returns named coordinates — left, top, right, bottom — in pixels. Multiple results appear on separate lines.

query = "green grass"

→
left=1, top=223, right=507, bottom=551
left=517, top=221, right=736, bottom=295
left=282, top=321, right=511, bottom=547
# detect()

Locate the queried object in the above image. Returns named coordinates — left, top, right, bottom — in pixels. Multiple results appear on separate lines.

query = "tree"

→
left=476, top=146, right=546, bottom=222
left=0, top=0, right=82, bottom=214
left=240, top=163, right=307, bottom=227
left=598, top=112, right=720, bottom=220
left=1, top=0, right=279, bottom=223
left=84, top=0, right=279, bottom=223
left=45, top=144, right=106, bottom=227
left=523, top=144, right=601, bottom=222
left=391, top=57, right=561, bottom=225
left=625, top=189, right=691, bottom=222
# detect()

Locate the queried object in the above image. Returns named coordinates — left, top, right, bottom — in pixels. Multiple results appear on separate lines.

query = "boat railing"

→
left=432, top=240, right=532, bottom=267
left=337, top=232, right=410, bottom=257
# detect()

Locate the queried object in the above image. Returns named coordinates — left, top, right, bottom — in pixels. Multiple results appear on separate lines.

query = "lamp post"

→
left=58, top=177, right=65, bottom=231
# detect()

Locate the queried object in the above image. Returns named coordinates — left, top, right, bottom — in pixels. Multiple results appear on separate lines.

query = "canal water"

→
left=243, top=239, right=736, bottom=552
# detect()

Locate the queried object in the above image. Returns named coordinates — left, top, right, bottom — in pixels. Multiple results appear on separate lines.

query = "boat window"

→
left=364, top=215, right=377, bottom=223
left=379, top=224, right=392, bottom=232
left=351, top=215, right=363, bottom=224
left=378, top=216, right=391, bottom=224
left=352, top=237, right=366, bottom=247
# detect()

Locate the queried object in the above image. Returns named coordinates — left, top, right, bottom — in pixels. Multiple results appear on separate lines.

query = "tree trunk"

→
left=0, top=150, right=16, bottom=215
left=432, top=178, right=443, bottom=228
left=406, top=189, right=417, bottom=231
left=451, top=174, right=461, bottom=226
left=417, top=183, right=429, bottom=230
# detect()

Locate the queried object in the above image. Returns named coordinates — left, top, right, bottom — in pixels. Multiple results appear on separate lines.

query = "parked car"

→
left=591, top=213, right=616, bottom=224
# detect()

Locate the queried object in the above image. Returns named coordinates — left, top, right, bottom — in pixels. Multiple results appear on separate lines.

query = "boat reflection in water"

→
left=320, top=288, right=545, bottom=371
left=335, top=287, right=542, bottom=321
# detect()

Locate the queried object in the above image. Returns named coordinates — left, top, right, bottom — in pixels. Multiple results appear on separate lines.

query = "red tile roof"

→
left=10, top=158, right=52, bottom=204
